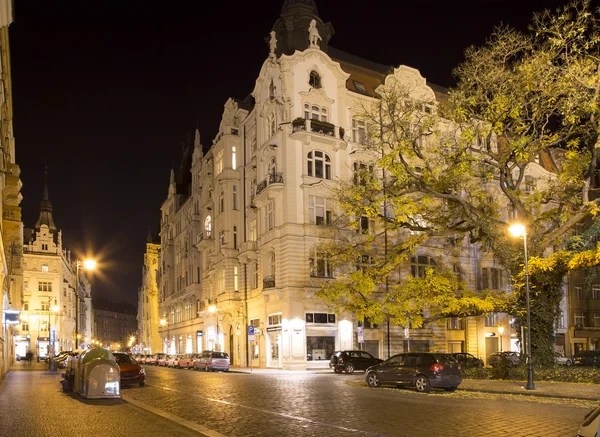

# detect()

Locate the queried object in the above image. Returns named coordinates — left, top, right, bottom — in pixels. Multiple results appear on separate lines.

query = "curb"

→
left=459, top=387, right=598, bottom=401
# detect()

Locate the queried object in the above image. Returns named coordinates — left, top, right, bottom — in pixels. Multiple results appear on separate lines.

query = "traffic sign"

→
left=357, top=326, right=364, bottom=344
left=248, top=326, right=255, bottom=335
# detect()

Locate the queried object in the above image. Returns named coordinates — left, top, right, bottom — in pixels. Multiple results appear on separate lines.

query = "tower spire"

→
left=146, top=226, right=153, bottom=243
left=35, top=162, right=57, bottom=231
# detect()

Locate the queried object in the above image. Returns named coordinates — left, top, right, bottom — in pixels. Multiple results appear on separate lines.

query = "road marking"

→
left=152, top=384, right=389, bottom=437
left=122, top=393, right=227, bottom=437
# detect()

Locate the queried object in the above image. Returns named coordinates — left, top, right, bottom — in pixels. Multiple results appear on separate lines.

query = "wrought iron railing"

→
left=263, top=275, right=276, bottom=289
left=256, top=172, right=284, bottom=195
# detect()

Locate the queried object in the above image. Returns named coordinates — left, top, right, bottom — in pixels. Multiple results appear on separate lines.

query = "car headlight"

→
left=139, top=367, right=145, bottom=375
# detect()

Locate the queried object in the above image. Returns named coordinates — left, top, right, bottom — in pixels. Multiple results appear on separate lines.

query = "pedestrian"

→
left=26, top=351, right=32, bottom=362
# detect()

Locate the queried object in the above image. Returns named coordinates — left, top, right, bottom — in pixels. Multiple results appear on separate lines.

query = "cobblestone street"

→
left=2, top=364, right=595, bottom=437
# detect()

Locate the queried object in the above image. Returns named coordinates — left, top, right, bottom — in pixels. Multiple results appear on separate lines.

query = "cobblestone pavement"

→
left=0, top=370, right=201, bottom=437
left=118, top=366, right=595, bottom=437
left=1, top=364, right=596, bottom=437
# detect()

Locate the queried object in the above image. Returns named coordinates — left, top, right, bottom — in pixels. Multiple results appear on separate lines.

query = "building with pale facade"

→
left=18, top=175, right=93, bottom=359
left=136, top=230, right=161, bottom=354
left=0, top=0, right=23, bottom=379
left=155, top=0, right=561, bottom=368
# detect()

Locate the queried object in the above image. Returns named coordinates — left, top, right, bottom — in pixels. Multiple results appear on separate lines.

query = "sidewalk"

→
left=0, top=365, right=202, bottom=437
left=9, top=359, right=51, bottom=371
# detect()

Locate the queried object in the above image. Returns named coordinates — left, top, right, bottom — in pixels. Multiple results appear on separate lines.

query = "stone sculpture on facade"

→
left=308, top=19, right=321, bottom=48
left=269, top=31, right=277, bottom=57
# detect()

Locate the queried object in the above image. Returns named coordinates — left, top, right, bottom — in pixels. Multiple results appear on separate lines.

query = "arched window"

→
left=269, top=252, right=276, bottom=277
left=410, top=255, right=436, bottom=278
left=309, top=71, right=321, bottom=89
left=204, top=215, right=212, bottom=238
left=307, top=151, right=331, bottom=179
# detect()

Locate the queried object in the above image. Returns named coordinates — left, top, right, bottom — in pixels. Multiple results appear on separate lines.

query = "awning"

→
left=3, top=309, right=20, bottom=325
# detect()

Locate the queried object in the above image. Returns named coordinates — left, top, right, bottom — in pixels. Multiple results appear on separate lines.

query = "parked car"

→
left=157, top=353, right=169, bottom=367
left=114, top=352, right=145, bottom=387
left=195, top=350, right=230, bottom=371
left=329, top=350, right=383, bottom=374
left=577, top=404, right=600, bottom=437
left=178, top=354, right=198, bottom=369
left=146, top=354, right=158, bottom=366
left=450, top=353, right=483, bottom=369
left=554, top=352, right=572, bottom=366
left=573, top=350, right=600, bottom=367
left=168, top=354, right=186, bottom=368
left=365, top=352, right=462, bottom=393
left=488, top=351, right=522, bottom=367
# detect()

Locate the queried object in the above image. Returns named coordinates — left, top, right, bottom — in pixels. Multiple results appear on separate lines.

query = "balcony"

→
left=238, top=240, right=258, bottom=264
left=263, top=275, right=276, bottom=289
left=290, top=118, right=346, bottom=150
left=254, top=172, right=284, bottom=207
left=196, top=231, right=213, bottom=250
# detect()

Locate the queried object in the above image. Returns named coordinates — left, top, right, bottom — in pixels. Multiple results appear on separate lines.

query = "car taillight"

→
left=430, top=364, right=444, bottom=372
left=457, top=364, right=461, bottom=371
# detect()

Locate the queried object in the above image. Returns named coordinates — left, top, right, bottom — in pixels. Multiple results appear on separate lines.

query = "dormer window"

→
left=309, top=71, right=321, bottom=89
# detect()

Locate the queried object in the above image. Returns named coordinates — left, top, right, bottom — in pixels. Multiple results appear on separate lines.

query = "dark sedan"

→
left=451, top=352, right=483, bottom=369
left=365, top=352, right=462, bottom=393
left=114, top=353, right=145, bottom=387
left=329, top=350, right=383, bottom=374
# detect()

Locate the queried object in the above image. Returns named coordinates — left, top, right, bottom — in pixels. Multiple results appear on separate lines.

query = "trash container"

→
left=76, top=348, right=120, bottom=399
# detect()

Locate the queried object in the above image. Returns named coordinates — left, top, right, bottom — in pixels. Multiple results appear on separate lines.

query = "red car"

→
left=114, top=353, right=145, bottom=387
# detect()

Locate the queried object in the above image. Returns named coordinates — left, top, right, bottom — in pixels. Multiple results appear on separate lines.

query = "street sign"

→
left=357, top=326, right=364, bottom=344
left=248, top=325, right=255, bottom=342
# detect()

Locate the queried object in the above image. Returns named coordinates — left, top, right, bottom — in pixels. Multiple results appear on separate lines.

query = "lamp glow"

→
left=508, top=223, right=526, bottom=237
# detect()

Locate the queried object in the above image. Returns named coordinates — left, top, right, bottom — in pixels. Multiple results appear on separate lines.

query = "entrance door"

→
left=363, top=340, right=380, bottom=359
left=486, top=337, right=499, bottom=363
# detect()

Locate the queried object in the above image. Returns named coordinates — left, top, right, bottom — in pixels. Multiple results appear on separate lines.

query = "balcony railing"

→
left=263, top=275, right=276, bottom=289
left=292, top=118, right=344, bottom=139
left=256, top=172, right=284, bottom=195
left=196, top=231, right=213, bottom=244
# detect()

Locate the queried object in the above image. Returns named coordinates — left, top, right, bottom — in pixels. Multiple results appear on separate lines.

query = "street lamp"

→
left=498, top=325, right=504, bottom=352
left=508, top=223, right=535, bottom=390
left=75, top=258, right=96, bottom=349
left=159, top=318, right=168, bottom=353
left=208, top=305, right=219, bottom=351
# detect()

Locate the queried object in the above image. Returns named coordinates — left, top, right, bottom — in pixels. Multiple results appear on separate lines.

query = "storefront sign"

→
left=196, top=330, right=203, bottom=337
left=266, top=326, right=281, bottom=332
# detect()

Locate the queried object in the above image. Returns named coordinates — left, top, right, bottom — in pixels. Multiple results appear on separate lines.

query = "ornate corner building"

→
left=153, top=0, right=562, bottom=369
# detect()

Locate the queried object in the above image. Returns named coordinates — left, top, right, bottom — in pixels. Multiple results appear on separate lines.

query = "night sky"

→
left=8, top=0, right=589, bottom=307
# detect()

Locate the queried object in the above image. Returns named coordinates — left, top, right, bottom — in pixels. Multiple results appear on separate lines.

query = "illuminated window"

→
left=204, top=215, right=212, bottom=238
left=41, top=265, right=48, bottom=272
left=232, top=146, right=237, bottom=170
left=234, top=267, right=239, bottom=292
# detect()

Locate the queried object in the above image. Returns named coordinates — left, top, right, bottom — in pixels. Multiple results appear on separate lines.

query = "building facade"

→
left=93, top=300, right=137, bottom=350
left=0, top=0, right=23, bottom=378
left=137, top=231, right=161, bottom=354
left=155, top=0, right=560, bottom=368
left=18, top=175, right=93, bottom=358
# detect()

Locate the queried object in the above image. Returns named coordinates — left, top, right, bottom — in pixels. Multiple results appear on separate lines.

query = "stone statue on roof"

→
left=269, top=31, right=277, bottom=57
left=308, top=19, right=321, bottom=49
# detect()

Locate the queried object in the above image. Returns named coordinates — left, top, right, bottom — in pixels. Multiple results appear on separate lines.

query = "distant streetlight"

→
left=75, top=258, right=96, bottom=348
left=508, top=223, right=535, bottom=390
left=498, top=326, right=505, bottom=352
left=208, top=305, right=219, bottom=351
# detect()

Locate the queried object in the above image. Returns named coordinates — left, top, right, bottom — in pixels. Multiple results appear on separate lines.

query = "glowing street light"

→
left=498, top=326, right=505, bottom=352
left=208, top=305, right=219, bottom=351
left=75, top=258, right=96, bottom=348
left=508, top=223, right=535, bottom=390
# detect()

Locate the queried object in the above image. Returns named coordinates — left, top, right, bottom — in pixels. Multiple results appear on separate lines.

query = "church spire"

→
left=35, top=163, right=57, bottom=231
left=146, top=226, right=153, bottom=243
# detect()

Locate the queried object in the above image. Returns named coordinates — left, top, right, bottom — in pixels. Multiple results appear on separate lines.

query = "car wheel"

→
left=139, top=382, right=145, bottom=387
left=334, top=368, right=343, bottom=374
left=345, top=363, right=355, bottom=374
left=444, top=386, right=457, bottom=392
left=366, top=371, right=381, bottom=387
left=566, top=359, right=572, bottom=366
left=414, top=375, right=431, bottom=393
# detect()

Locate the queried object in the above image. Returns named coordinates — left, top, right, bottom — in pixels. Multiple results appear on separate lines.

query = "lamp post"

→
left=498, top=325, right=504, bottom=352
left=208, top=305, right=219, bottom=351
left=48, top=298, right=59, bottom=370
left=508, top=223, right=535, bottom=390
left=75, top=258, right=96, bottom=349
left=159, top=318, right=168, bottom=353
